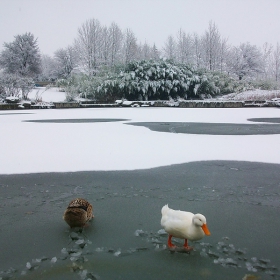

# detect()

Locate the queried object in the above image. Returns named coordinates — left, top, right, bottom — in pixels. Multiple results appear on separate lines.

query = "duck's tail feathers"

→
left=161, top=204, right=170, bottom=215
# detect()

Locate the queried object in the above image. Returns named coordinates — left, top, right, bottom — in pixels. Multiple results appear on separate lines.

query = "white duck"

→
left=161, top=204, right=211, bottom=251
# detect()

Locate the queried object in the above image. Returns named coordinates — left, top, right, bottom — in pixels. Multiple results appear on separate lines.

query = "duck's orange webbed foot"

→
left=183, top=239, right=193, bottom=251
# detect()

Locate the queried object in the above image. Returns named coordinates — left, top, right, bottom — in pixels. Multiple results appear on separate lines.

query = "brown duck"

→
left=63, top=198, right=94, bottom=228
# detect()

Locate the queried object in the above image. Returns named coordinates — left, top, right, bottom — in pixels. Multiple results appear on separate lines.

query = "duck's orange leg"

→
left=183, top=239, right=193, bottom=251
left=167, top=234, right=176, bottom=249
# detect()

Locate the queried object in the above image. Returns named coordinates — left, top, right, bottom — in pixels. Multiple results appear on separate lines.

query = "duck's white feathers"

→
left=161, top=204, right=206, bottom=241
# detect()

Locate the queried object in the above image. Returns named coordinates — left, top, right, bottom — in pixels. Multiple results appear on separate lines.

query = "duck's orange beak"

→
left=201, top=223, right=211, bottom=235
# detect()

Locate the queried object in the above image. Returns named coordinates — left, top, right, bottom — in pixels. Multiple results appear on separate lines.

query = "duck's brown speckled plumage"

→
left=63, top=198, right=94, bottom=228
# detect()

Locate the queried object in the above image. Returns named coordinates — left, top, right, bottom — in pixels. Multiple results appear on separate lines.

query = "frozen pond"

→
left=0, top=107, right=280, bottom=279
left=1, top=107, right=280, bottom=174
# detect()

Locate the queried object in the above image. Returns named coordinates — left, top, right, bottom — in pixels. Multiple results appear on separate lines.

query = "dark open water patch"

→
left=0, top=161, right=279, bottom=279
left=248, top=118, right=280, bottom=124
left=23, top=118, right=129, bottom=123
left=127, top=122, right=280, bottom=135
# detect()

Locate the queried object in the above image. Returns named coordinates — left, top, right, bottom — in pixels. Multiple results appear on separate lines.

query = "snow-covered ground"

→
left=219, top=89, right=280, bottom=101
left=0, top=107, right=280, bottom=174
left=28, top=87, right=66, bottom=102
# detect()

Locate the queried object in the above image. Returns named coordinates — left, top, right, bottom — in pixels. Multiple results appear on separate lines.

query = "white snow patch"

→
left=0, top=107, right=280, bottom=174
left=28, top=87, right=66, bottom=102
left=5, top=96, right=20, bottom=103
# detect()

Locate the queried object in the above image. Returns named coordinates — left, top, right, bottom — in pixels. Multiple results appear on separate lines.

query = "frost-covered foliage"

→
left=0, top=73, right=34, bottom=99
left=56, top=78, right=78, bottom=101
left=95, top=60, right=246, bottom=101
left=252, top=79, right=279, bottom=90
left=60, top=60, right=252, bottom=102
left=0, top=33, right=41, bottom=78
left=112, top=60, right=199, bottom=100
left=195, top=71, right=257, bottom=96
left=56, top=72, right=114, bottom=102
left=195, top=71, right=220, bottom=97
left=90, top=60, right=216, bottom=101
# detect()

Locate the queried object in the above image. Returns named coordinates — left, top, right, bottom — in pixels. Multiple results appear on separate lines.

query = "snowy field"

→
left=1, top=106, right=280, bottom=174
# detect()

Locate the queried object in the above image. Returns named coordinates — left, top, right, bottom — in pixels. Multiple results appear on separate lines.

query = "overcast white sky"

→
left=0, top=0, right=280, bottom=56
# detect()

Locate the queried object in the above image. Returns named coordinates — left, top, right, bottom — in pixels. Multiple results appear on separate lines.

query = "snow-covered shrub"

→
left=65, top=90, right=78, bottom=102
left=194, top=71, right=220, bottom=97
left=56, top=79, right=69, bottom=91
left=0, top=73, right=34, bottom=100
left=18, top=77, right=34, bottom=99
left=56, top=72, right=118, bottom=102
left=94, top=60, right=205, bottom=101
left=0, top=73, right=21, bottom=97
left=252, top=79, right=279, bottom=90
left=56, top=77, right=78, bottom=100
left=195, top=70, right=259, bottom=97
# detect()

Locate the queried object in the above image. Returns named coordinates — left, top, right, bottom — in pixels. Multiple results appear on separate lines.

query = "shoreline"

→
left=1, top=99, right=280, bottom=110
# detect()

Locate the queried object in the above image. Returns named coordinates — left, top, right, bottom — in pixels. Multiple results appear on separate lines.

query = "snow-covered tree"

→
left=123, top=29, right=138, bottom=64
left=272, top=43, right=280, bottom=82
left=100, top=26, right=109, bottom=66
left=261, top=43, right=273, bottom=80
left=0, top=32, right=41, bottom=77
left=139, top=42, right=152, bottom=60
left=40, top=54, right=57, bottom=81
left=75, top=19, right=103, bottom=75
left=176, top=29, right=193, bottom=65
left=227, top=43, right=263, bottom=80
left=150, top=44, right=161, bottom=60
left=193, top=33, right=203, bottom=69
left=201, top=21, right=222, bottom=71
left=54, top=46, right=77, bottom=78
left=163, top=35, right=176, bottom=61
left=218, top=38, right=229, bottom=73
left=107, top=22, right=123, bottom=66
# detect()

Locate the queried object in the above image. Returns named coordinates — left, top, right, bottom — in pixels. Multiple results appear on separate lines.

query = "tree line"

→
left=0, top=19, right=280, bottom=101
left=43, top=19, right=280, bottom=84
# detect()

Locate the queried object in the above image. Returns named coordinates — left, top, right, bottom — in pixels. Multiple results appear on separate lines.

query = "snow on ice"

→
left=0, top=104, right=280, bottom=174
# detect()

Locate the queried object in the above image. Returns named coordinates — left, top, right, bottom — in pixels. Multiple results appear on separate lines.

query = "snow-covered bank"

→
left=0, top=107, right=280, bottom=174
left=27, top=88, right=280, bottom=103
left=219, top=89, right=280, bottom=101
